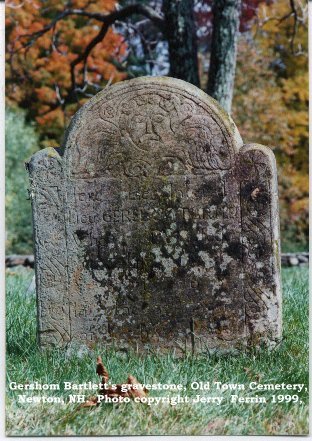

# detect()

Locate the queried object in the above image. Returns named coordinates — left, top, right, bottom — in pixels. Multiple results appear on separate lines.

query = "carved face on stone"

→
left=29, top=77, right=281, bottom=352
left=120, top=96, right=173, bottom=151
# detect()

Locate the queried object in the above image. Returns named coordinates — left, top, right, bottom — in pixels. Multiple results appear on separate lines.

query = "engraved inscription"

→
left=28, top=77, right=282, bottom=351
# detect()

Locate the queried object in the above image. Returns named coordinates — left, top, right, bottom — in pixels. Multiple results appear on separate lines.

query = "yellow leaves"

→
left=70, top=28, right=99, bottom=53
left=282, top=75, right=308, bottom=104
left=290, top=172, right=309, bottom=196
left=256, top=0, right=308, bottom=73
left=234, top=0, right=308, bottom=246
left=290, top=199, right=308, bottom=215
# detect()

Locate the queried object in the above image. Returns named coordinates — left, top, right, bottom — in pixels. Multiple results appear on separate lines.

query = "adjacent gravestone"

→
left=27, top=76, right=282, bottom=351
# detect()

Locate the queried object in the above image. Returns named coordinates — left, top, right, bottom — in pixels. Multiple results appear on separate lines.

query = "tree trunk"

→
left=207, top=0, right=242, bottom=113
left=162, top=0, right=200, bottom=87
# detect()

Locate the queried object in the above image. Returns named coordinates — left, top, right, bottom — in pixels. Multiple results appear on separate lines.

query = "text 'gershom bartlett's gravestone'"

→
left=27, top=76, right=282, bottom=352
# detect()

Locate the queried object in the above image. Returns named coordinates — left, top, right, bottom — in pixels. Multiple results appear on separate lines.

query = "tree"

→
left=207, top=0, right=242, bottom=112
left=5, top=0, right=308, bottom=250
left=6, top=0, right=130, bottom=143
left=162, top=0, right=200, bottom=86
left=6, top=1, right=170, bottom=144
left=197, top=0, right=272, bottom=111
left=6, top=0, right=267, bottom=141
left=6, top=0, right=307, bottom=131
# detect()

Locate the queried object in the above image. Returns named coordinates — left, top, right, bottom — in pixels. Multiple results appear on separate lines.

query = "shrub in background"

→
left=6, top=107, right=38, bottom=254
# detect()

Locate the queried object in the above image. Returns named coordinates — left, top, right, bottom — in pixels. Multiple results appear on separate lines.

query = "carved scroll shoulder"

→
left=27, top=148, right=71, bottom=347
left=238, top=144, right=282, bottom=344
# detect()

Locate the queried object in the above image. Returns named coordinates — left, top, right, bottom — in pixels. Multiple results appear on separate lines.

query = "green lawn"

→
left=6, top=266, right=309, bottom=436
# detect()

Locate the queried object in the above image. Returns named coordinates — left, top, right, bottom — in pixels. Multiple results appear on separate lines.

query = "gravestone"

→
left=27, top=76, right=282, bottom=351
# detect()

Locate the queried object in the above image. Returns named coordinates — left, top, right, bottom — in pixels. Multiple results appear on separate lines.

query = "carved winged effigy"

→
left=27, top=77, right=282, bottom=351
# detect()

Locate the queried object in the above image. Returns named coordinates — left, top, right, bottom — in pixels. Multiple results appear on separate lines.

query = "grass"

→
left=6, top=266, right=309, bottom=436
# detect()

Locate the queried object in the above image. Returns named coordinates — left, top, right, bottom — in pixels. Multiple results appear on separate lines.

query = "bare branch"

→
left=289, top=0, right=298, bottom=53
left=11, top=3, right=165, bottom=100
left=70, top=22, right=110, bottom=95
left=254, top=0, right=306, bottom=55
left=55, top=83, right=65, bottom=105
left=14, top=4, right=164, bottom=47
left=51, top=24, right=67, bottom=55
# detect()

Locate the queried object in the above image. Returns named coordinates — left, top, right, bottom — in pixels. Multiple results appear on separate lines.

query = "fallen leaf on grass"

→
left=79, top=356, right=148, bottom=409
left=127, top=375, right=148, bottom=398
left=79, top=396, right=98, bottom=408
left=96, top=356, right=109, bottom=382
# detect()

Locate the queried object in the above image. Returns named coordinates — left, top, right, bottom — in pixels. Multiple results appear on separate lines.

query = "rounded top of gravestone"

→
left=62, top=76, right=243, bottom=179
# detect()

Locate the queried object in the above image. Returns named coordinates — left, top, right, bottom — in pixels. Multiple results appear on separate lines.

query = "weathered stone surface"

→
left=27, top=76, right=282, bottom=351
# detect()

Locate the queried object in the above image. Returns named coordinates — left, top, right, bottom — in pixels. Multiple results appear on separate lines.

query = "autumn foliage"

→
left=6, top=0, right=127, bottom=144
left=5, top=0, right=308, bottom=249
left=232, top=0, right=308, bottom=248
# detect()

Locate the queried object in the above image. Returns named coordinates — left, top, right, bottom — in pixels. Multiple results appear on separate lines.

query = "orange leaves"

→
left=36, top=108, right=65, bottom=129
left=70, top=28, right=99, bottom=53
left=35, top=86, right=57, bottom=104
left=69, top=0, right=116, bottom=14
left=6, top=0, right=127, bottom=144
left=70, top=0, right=115, bottom=11
left=83, top=0, right=117, bottom=14
left=72, top=0, right=92, bottom=8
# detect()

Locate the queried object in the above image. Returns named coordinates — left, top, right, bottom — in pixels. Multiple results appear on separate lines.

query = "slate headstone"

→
left=27, top=76, right=282, bottom=351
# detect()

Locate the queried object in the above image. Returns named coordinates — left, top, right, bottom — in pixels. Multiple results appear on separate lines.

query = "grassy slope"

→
left=6, top=266, right=309, bottom=436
